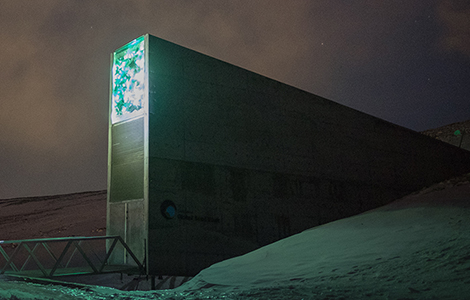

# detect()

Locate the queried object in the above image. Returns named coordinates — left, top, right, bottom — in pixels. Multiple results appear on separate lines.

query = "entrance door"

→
left=125, top=199, right=145, bottom=264
left=107, top=200, right=145, bottom=266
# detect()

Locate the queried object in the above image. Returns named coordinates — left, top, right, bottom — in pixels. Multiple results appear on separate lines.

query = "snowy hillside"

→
left=1, top=174, right=470, bottom=299
left=175, top=174, right=470, bottom=299
left=421, top=119, right=470, bottom=151
left=0, top=190, right=106, bottom=241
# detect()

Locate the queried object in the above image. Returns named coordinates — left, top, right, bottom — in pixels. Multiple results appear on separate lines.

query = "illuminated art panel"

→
left=111, top=36, right=147, bottom=124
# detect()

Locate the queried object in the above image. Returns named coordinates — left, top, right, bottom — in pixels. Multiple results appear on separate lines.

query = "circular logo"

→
left=160, top=200, right=177, bottom=219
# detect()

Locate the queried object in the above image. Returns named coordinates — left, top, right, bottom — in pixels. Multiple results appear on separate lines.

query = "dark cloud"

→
left=0, top=1, right=469, bottom=198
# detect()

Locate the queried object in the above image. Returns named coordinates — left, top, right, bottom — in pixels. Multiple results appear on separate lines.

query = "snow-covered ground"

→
left=1, top=174, right=469, bottom=299
left=0, top=191, right=106, bottom=241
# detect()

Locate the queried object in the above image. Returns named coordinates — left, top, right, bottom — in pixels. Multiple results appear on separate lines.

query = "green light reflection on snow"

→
left=111, top=36, right=146, bottom=124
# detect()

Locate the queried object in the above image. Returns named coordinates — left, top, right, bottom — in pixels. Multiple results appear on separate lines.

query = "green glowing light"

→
left=111, top=36, right=146, bottom=123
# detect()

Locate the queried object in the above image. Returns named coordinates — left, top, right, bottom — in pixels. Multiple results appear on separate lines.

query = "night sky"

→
left=1, top=1, right=469, bottom=199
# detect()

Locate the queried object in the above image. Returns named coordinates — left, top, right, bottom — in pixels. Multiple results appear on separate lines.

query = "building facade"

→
left=107, top=34, right=470, bottom=276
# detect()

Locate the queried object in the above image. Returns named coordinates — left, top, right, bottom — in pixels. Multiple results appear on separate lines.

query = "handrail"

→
left=0, top=235, right=121, bottom=244
left=0, top=235, right=145, bottom=278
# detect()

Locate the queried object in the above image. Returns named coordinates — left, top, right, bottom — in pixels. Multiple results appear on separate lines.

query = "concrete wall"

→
left=110, top=35, right=470, bottom=276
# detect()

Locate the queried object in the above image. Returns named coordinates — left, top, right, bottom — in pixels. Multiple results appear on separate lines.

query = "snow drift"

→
left=1, top=175, right=469, bottom=299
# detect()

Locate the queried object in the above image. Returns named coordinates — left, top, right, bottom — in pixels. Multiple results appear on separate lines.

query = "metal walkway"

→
left=0, top=236, right=145, bottom=278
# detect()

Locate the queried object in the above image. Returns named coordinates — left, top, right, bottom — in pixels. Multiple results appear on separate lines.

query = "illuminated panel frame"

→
left=111, top=36, right=147, bottom=124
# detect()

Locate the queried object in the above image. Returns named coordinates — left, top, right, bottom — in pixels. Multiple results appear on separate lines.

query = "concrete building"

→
left=107, top=34, right=470, bottom=276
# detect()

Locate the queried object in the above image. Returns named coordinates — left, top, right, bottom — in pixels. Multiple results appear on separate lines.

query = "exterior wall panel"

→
left=109, top=118, right=144, bottom=202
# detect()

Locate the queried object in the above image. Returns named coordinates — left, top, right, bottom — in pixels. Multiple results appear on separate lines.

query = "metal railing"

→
left=0, top=236, right=145, bottom=278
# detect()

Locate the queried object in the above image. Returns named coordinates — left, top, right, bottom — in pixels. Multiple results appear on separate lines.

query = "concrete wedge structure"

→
left=107, top=34, right=470, bottom=276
